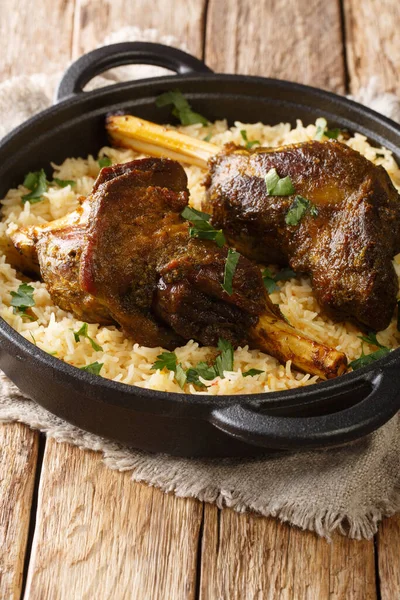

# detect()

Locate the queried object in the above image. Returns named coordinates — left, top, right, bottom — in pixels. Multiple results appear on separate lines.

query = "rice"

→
left=1, top=118, right=400, bottom=395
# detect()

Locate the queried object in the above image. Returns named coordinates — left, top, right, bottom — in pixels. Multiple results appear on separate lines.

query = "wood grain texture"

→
left=199, top=505, right=376, bottom=599
left=0, top=0, right=75, bottom=80
left=377, top=515, right=400, bottom=600
left=24, top=439, right=203, bottom=600
left=205, top=0, right=346, bottom=92
left=0, top=423, right=38, bottom=600
left=72, top=0, right=207, bottom=58
left=343, top=0, right=400, bottom=95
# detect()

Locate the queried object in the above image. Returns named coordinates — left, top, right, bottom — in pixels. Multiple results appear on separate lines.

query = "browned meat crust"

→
left=204, top=140, right=400, bottom=331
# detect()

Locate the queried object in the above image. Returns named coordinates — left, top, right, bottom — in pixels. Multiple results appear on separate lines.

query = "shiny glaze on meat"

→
left=204, top=140, right=400, bottom=331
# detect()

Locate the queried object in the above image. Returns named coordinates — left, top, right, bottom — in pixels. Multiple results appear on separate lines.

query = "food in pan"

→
left=109, top=115, right=400, bottom=331
left=1, top=107, right=400, bottom=394
left=10, top=157, right=347, bottom=380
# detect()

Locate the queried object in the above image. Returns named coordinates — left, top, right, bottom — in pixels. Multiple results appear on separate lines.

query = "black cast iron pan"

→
left=0, top=42, right=399, bottom=457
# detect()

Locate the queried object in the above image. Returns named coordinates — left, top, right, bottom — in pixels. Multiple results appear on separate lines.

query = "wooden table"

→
left=1, top=1, right=400, bottom=598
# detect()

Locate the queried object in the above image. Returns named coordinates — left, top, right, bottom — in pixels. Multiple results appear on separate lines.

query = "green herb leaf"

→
left=265, top=168, right=295, bottom=196
left=22, top=169, right=48, bottom=204
left=222, top=249, right=240, bottom=295
left=181, top=206, right=211, bottom=222
left=358, top=332, right=386, bottom=349
left=53, top=178, right=76, bottom=188
left=152, top=351, right=178, bottom=372
left=181, top=206, right=226, bottom=248
left=285, top=195, right=318, bottom=226
left=325, top=128, right=340, bottom=139
left=314, top=117, right=328, bottom=140
left=10, top=283, right=36, bottom=318
left=98, top=157, right=112, bottom=168
left=314, top=117, right=340, bottom=140
left=203, top=133, right=212, bottom=142
left=348, top=348, right=390, bottom=370
left=262, top=268, right=279, bottom=294
left=175, top=364, right=187, bottom=389
left=80, top=361, right=103, bottom=375
left=186, top=361, right=217, bottom=387
left=262, top=266, right=297, bottom=294
left=214, top=338, right=234, bottom=377
left=274, top=267, right=297, bottom=281
left=243, top=369, right=264, bottom=377
left=73, top=322, right=103, bottom=352
left=240, top=129, right=260, bottom=149
left=155, top=89, right=208, bottom=126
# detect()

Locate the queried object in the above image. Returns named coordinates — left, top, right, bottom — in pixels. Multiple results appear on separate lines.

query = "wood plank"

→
left=24, top=439, right=203, bottom=600
left=0, top=423, right=39, bottom=600
left=0, top=0, right=75, bottom=80
left=376, top=515, right=400, bottom=600
left=205, top=0, right=346, bottom=92
left=73, top=0, right=207, bottom=59
left=343, top=0, right=400, bottom=95
left=199, top=505, right=376, bottom=599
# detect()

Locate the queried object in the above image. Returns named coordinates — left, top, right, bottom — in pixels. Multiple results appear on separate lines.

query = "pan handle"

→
left=210, top=366, right=400, bottom=449
left=56, top=42, right=213, bottom=102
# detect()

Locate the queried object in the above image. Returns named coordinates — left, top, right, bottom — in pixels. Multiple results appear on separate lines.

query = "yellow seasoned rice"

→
left=1, top=118, right=400, bottom=394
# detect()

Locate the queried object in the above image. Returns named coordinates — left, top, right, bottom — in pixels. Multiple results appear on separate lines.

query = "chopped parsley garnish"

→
left=10, top=283, right=36, bottom=319
left=314, top=117, right=340, bottom=140
left=243, top=369, right=264, bottom=377
left=221, top=248, right=240, bottom=295
left=214, top=338, right=234, bottom=377
left=98, top=157, right=112, bottom=168
left=285, top=195, right=318, bottom=226
left=181, top=206, right=226, bottom=248
left=155, top=89, right=208, bottom=126
left=53, top=178, right=76, bottom=188
left=240, top=129, right=260, bottom=149
left=203, top=133, right=212, bottom=142
left=152, top=351, right=178, bottom=372
left=152, top=338, right=236, bottom=389
left=80, top=361, right=103, bottom=375
left=22, top=169, right=48, bottom=204
left=265, top=168, right=295, bottom=196
left=348, top=333, right=390, bottom=370
left=73, top=323, right=103, bottom=352
left=262, top=266, right=297, bottom=294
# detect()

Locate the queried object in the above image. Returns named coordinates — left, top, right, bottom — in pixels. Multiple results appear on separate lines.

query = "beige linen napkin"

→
left=0, top=28, right=399, bottom=539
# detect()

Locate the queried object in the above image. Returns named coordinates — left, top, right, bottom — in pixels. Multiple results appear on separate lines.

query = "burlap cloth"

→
left=1, top=28, right=400, bottom=539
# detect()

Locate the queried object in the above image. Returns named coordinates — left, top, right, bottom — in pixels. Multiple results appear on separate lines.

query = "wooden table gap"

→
left=20, top=434, right=47, bottom=600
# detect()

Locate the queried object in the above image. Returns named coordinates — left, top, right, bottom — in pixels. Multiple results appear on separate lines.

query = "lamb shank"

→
left=107, top=115, right=400, bottom=331
left=10, top=157, right=347, bottom=379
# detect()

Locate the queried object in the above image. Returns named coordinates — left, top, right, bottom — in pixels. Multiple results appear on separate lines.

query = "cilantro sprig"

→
left=80, top=361, right=103, bottom=375
left=73, top=323, right=103, bottom=352
left=240, top=130, right=260, bottom=149
left=265, top=168, right=295, bottom=196
left=152, top=338, right=245, bottom=389
left=53, top=178, right=76, bottom=188
left=156, top=89, right=208, bottom=126
left=348, top=333, right=391, bottom=370
left=314, top=117, right=340, bottom=140
left=285, top=195, right=318, bottom=226
left=10, top=283, right=36, bottom=319
left=22, top=169, right=48, bottom=204
left=243, top=369, right=264, bottom=377
left=181, top=206, right=226, bottom=248
left=262, top=267, right=297, bottom=294
left=221, top=249, right=240, bottom=295
left=98, top=157, right=112, bottom=168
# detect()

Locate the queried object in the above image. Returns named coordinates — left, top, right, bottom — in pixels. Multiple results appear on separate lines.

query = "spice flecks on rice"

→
left=1, top=119, right=400, bottom=394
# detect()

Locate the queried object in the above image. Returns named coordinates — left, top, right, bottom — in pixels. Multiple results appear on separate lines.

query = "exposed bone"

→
left=106, top=115, right=218, bottom=168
